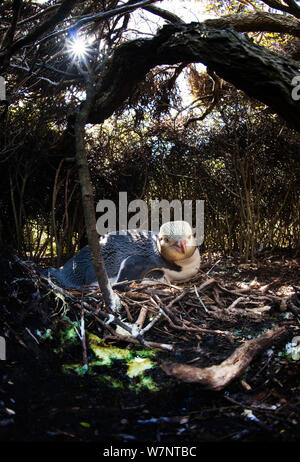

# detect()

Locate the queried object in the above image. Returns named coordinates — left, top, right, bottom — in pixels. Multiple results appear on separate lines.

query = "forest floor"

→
left=0, top=246, right=300, bottom=452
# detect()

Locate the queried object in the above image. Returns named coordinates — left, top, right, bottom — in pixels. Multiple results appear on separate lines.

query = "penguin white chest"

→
left=163, top=248, right=200, bottom=282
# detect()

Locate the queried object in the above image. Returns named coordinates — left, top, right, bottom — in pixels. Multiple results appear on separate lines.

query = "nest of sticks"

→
left=37, top=261, right=300, bottom=391
left=2, top=247, right=299, bottom=391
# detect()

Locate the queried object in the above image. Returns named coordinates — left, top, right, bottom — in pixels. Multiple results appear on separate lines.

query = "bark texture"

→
left=161, top=326, right=287, bottom=391
left=88, top=23, right=300, bottom=132
left=204, top=11, right=300, bottom=37
left=74, top=80, right=120, bottom=312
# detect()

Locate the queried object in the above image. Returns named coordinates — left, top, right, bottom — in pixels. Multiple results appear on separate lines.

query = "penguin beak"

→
left=173, top=240, right=186, bottom=253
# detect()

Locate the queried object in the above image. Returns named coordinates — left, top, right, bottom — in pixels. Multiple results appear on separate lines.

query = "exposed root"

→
left=161, top=326, right=287, bottom=390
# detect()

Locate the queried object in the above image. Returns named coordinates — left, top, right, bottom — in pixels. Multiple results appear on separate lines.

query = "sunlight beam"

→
left=66, top=35, right=89, bottom=60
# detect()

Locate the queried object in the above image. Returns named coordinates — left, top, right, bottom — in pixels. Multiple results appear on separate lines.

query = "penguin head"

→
left=158, top=221, right=197, bottom=262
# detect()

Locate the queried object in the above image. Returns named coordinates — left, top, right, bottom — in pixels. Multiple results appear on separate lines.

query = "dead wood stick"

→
left=123, top=301, right=134, bottom=323
left=91, top=306, right=151, bottom=347
left=212, top=287, right=225, bottom=308
left=256, top=294, right=282, bottom=302
left=287, top=299, right=300, bottom=317
left=223, top=393, right=277, bottom=412
left=136, top=306, right=148, bottom=329
left=92, top=314, right=119, bottom=336
left=133, top=280, right=182, bottom=291
left=139, top=296, right=164, bottom=334
left=160, top=306, right=234, bottom=339
left=4, top=321, right=28, bottom=349
left=123, top=291, right=151, bottom=301
left=216, top=283, right=251, bottom=296
left=250, top=306, right=271, bottom=314
left=103, top=334, right=175, bottom=351
left=206, top=258, right=222, bottom=275
left=151, top=294, right=233, bottom=339
left=194, top=278, right=217, bottom=293
left=140, top=312, right=163, bottom=335
left=145, top=290, right=174, bottom=297
left=161, top=326, right=287, bottom=391
left=258, top=278, right=281, bottom=293
left=154, top=295, right=182, bottom=324
left=165, top=291, right=189, bottom=310
left=226, top=307, right=267, bottom=321
left=226, top=296, right=247, bottom=310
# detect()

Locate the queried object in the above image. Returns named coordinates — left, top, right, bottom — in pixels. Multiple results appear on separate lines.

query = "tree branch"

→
left=17, top=4, right=60, bottom=26
left=87, top=23, right=300, bottom=132
left=143, top=4, right=185, bottom=24
left=9, top=0, right=78, bottom=54
left=162, top=326, right=287, bottom=390
left=204, top=11, right=300, bottom=37
left=262, top=0, right=300, bottom=19
left=184, top=69, right=222, bottom=127
left=26, top=0, right=158, bottom=48
left=1, top=0, right=22, bottom=51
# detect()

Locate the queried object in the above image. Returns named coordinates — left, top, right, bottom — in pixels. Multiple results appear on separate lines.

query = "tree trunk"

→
left=74, top=80, right=120, bottom=312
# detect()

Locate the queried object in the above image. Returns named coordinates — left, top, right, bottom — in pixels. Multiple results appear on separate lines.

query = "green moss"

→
left=62, top=363, right=87, bottom=376
left=88, top=333, right=132, bottom=365
left=62, top=332, right=160, bottom=392
left=127, top=357, right=155, bottom=378
left=131, top=375, right=160, bottom=392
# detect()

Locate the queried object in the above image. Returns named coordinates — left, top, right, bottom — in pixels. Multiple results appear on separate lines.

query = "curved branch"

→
left=162, top=326, right=287, bottom=390
left=143, top=8, right=300, bottom=36
left=143, top=4, right=185, bottom=24
left=88, top=23, right=300, bottom=132
left=262, top=0, right=300, bottom=19
left=204, top=11, right=300, bottom=37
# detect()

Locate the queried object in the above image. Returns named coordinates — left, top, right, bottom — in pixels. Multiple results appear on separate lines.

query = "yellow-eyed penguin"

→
left=39, top=221, right=200, bottom=291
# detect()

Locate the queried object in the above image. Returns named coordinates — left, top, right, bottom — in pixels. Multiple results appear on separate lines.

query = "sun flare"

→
left=66, top=36, right=88, bottom=60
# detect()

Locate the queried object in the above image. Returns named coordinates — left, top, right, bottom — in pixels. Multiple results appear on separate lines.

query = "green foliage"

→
left=62, top=333, right=158, bottom=392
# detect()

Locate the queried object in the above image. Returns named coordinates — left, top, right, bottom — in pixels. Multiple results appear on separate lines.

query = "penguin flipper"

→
left=113, top=254, right=164, bottom=291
